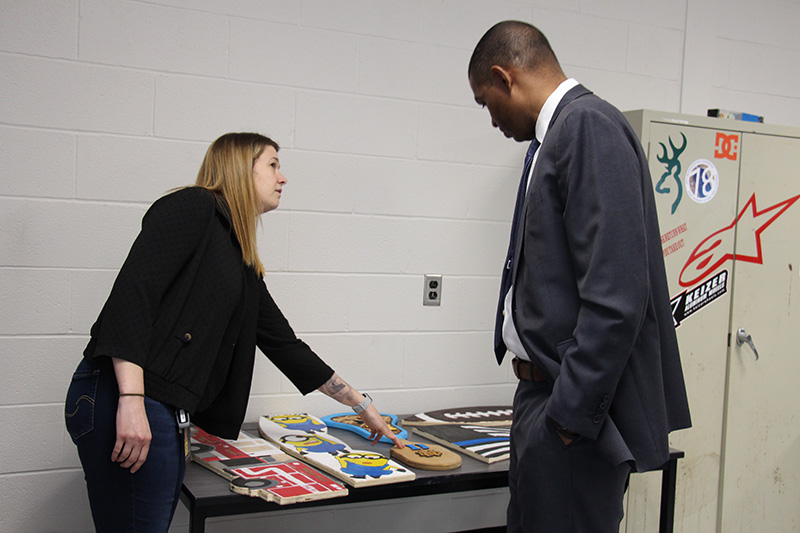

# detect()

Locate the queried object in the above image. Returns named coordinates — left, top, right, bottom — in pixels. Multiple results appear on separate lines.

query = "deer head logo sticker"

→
left=656, top=132, right=687, bottom=215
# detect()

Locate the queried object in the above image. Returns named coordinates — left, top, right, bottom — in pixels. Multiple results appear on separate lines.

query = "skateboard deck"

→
left=402, top=406, right=513, bottom=427
left=258, top=414, right=416, bottom=488
left=189, top=426, right=348, bottom=505
left=321, top=412, right=407, bottom=444
left=410, top=423, right=511, bottom=463
left=390, top=439, right=462, bottom=470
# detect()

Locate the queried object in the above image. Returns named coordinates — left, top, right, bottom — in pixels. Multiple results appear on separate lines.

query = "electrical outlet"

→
left=423, top=274, right=442, bottom=306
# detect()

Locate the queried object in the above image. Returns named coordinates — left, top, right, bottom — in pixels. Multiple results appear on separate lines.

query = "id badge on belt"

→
left=176, top=408, right=191, bottom=463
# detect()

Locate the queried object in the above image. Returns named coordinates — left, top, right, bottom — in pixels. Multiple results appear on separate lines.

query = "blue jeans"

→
left=65, top=357, right=186, bottom=532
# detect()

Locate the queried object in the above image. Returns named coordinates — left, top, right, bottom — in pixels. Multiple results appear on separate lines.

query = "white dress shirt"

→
left=502, top=78, right=579, bottom=361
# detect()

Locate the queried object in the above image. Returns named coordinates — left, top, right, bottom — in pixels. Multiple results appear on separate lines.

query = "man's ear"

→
left=490, top=65, right=513, bottom=92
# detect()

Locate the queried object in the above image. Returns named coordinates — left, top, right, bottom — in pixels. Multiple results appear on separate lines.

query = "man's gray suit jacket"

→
left=509, top=84, right=692, bottom=472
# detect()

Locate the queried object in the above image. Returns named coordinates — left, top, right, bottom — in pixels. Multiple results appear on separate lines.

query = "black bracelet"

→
left=118, top=393, right=145, bottom=397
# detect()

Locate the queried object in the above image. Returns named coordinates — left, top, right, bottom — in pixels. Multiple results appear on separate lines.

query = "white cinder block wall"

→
left=1, top=1, right=799, bottom=532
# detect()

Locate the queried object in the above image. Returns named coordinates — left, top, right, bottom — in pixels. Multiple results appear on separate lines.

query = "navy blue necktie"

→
left=494, top=138, right=540, bottom=363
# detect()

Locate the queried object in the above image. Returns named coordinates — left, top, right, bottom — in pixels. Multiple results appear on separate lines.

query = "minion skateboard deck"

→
left=189, top=426, right=348, bottom=505
left=258, top=414, right=415, bottom=488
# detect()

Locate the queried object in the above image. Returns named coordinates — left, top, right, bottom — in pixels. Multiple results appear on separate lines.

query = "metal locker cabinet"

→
left=623, top=110, right=800, bottom=532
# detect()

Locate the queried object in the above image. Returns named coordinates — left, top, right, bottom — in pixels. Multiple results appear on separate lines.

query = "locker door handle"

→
left=736, top=328, right=760, bottom=360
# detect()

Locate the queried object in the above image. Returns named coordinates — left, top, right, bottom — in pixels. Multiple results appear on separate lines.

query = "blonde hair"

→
left=195, top=132, right=279, bottom=277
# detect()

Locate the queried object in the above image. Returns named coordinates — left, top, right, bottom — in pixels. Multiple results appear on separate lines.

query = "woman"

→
left=65, top=132, right=401, bottom=532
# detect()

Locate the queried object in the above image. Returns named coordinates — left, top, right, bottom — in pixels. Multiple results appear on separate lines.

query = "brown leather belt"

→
left=512, top=357, right=547, bottom=382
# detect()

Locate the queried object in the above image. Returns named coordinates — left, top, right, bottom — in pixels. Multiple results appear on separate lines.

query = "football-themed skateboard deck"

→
left=410, top=423, right=511, bottom=463
left=402, top=406, right=513, bottom=427
left=258, top=413, right=416, bottom=488
left=189, top=426, right=348, bottom=505
left=389, top=439, right=462, bottom=471
left=321, top=412, right=407, bottom=444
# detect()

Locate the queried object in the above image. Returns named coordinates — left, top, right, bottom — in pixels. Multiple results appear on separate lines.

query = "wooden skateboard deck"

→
left=402, top=406, right=513, bottom=427
left=258, top=414, right=416, bottom=488
left=321, top=412, right=407, bottom=444
left=390, top=439, right=462, bottom=471
left=189, top=426, right=348, bottom=505
left=410, top=423, right=511, bottom=463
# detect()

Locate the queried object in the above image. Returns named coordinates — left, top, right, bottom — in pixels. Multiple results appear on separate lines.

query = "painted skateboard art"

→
left=321, top=412, right=407, bottom=444
left=190, top=426, right=348, bottom=505
left=402, top=406, right=513, bottom=427
left=409, top=423, right=511, bottom=463
left=390, top=439, right=462, bottom=471
left=258, top=414, right=416, bottom=488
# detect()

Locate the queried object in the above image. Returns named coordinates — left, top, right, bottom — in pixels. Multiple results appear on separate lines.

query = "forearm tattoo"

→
left=321, top=374, right=351, bottom=402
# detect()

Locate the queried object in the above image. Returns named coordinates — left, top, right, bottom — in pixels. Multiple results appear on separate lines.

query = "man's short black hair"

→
left=468, top=21, right=561, bottom=87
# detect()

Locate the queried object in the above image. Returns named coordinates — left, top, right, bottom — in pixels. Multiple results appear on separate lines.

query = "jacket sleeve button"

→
left=183, top=333, right=192, bottom=342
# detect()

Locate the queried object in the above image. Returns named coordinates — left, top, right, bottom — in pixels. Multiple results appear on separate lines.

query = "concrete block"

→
left=579, top=0, right=686, bottom=29
left=142, top=0, right=299, bottom=23
left=154, top=74, right=295, bottom=142
left=459, top=276, right=501, bottom=331
left=0, top=198, right=145, bottom=269
left=0, top=0, right=78, bottom=58
left=358, top=37, right=472, bottom=105
left=0, top=469, right=94, bottom=532
left=627, top=25, right=684, bottom=80
left=728, top=40, right=794, bottom=99
left=0, top=336, right=88, bottom=405
left=300, top=0, right=422, bottom=41
left=79, top=0, right=228, bottom=76
left=295, top=92, right=417, bottom=158
left=286, top=211, right=507, bottom=276
left=0, top=54, right=154, bottom=134
left=273, top=149, right=359, bottom=214
left=0, top=269, right=70, bottom=334
left=261, top=273, right=350, bottom=333
left=403, top=332, right=508, bottom=387
left=401, top=218, right=509, bottom=276
left=453, top=382, right=517, bottom=406
left=353, top=157, right=516, bottom=222
left=70, top=269, right=118, bottom=335
left=286, top=212, right=407, bottom=273
left=230, top=19, right=358, bottom=92
left=531, top=7, right=628, bottom=72
left=77, top=135, right=208, bottom=202
left=566, top=66, right=672, bottom=112
left=256, top=210, right=290, bottom=272
left=345, top=275, right=463, bottom=333
left=418, top=0, right=530, bottom=49
left=0, top=404, right=70, bottom=473
left=0, top=127, right=76, bottom=198
left=248, top=348, right=284, bottom=395
left=299, top=332, right=405, bottom=390
left=244, top=391, right=346, bottom=421
left=416, top=103, right=522, bottom=166
left=716, top=0, right=799, bottom=50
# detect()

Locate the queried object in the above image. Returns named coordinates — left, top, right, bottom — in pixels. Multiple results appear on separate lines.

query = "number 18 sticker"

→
left=686, top=159, right=719, bottom=204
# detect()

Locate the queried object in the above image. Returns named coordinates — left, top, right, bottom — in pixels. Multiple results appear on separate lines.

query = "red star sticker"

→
left=679, top=192, right=800, bottom=287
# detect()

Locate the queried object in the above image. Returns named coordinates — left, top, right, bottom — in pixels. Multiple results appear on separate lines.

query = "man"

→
left=468, top=21, right=691, bottom=532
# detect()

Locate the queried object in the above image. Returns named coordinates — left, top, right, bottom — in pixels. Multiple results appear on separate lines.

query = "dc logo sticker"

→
left=686, top=159, right=719, bottom=204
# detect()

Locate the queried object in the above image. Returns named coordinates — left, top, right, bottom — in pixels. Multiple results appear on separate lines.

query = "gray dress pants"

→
left=507, top=379, right=631, bottom=532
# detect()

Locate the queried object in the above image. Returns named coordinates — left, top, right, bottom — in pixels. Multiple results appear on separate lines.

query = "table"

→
left=180, top=423, right=683, bottom=533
